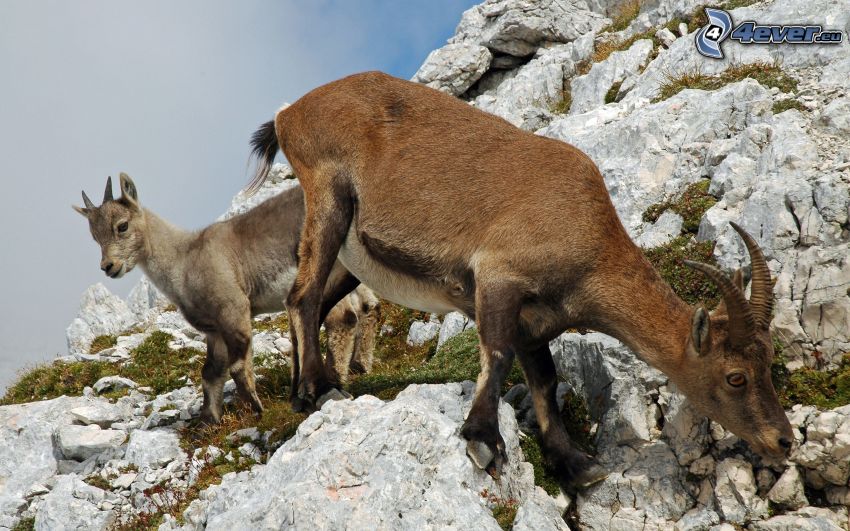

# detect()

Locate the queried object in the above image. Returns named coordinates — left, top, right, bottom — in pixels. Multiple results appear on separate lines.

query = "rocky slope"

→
left=2, top=0, right=850, bottom=529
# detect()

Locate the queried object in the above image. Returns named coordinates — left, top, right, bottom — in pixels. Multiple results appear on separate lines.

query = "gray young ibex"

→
left=248, top=72, right=793, bottom=487
left=74, top=174, right=380, bottom=424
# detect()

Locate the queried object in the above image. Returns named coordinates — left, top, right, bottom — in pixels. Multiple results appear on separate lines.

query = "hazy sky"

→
left=0, top=0, right=476, bottom=391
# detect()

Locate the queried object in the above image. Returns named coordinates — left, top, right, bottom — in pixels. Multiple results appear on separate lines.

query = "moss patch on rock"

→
left=1, top=360, right=115, bottom=405
left=773, top=351, right=850, bottom=409
left=89, top=334, right=117, bottom=354
left=642, top=180, right=716, bottom=234
left=643, top=236, right=720, bottom=307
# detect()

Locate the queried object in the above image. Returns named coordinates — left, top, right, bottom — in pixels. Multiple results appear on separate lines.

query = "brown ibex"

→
left=74, top=174, right=380, bottom=424
left=248, top=72, right=793, bottom=487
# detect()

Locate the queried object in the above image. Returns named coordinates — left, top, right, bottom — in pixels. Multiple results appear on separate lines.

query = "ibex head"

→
left=679, top=222, right=793, bottom=459
left=73, top=173, right=146, bottom=279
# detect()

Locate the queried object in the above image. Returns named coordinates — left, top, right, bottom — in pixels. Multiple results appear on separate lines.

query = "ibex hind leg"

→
left=461, top=281, right=522, bottom=478
left=286, top=172, right=355, bottom=412
left=517, top=344, right=607, bottom=491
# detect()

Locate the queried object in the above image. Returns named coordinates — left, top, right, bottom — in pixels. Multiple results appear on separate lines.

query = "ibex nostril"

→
left=778, top=437, right=792, bottom=450
left=102, top=262, right=114, bottom=273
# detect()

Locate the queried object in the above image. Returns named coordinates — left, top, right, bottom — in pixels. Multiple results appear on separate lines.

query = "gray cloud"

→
left=0, top=0, right=475, bottom=391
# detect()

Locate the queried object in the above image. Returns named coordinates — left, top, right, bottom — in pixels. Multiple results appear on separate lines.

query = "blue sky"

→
left=0, top=0, right=477, bottom=391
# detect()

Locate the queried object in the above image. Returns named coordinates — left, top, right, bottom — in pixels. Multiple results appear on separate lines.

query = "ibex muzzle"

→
left=247, top=72, right=792, bottom=486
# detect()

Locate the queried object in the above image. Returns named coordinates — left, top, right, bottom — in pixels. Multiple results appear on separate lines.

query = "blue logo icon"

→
left=695, top=8, right=733, bottom=59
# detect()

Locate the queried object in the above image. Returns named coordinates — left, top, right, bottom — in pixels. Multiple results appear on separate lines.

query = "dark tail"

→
left=246, top=119, right=279, bottom=195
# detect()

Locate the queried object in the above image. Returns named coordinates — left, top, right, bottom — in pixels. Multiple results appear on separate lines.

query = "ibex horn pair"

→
left=81, top=176, right=114, bottom=209
left=683, top=222, right=773, bottom=346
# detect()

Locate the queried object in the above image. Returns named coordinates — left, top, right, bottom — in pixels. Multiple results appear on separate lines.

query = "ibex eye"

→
left=726, top=373, right=746, bottom=387
left=117, top=222, right=129, bottom=233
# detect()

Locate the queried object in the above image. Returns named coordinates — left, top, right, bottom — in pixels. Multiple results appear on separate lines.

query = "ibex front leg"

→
left=461, top=281, right=522, bottom=477
left=286, top=173, right=354, bottom=412
left=517, top=344, right=606, bottom=490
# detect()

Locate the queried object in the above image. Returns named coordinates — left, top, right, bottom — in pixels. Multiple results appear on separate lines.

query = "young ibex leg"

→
left=350, top=296, right=379, bottom=375
left=228, top=339, right=263, bottom=416
left=200, top=333, right=229, bottom=424
left=517, top=344, right=606, bottom=490
left=324, top=301, right=358, bottom=385
left=461, top=282, right=521, bottom=477
left=286, top=176, right=354, bottom=411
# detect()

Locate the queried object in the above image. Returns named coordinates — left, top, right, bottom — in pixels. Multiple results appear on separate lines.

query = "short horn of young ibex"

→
left=74, top=173, right=380, bottom=424
left=248, top=71, right=792, bottom=488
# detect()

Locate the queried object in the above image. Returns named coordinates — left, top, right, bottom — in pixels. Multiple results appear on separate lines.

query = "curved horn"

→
left=684, top=260, right=755, bottom=347
left=82, top=190, right=95, bottom=210
left=729, top=222, right=773, bottom=329
left=103, top=176, right=114, bottom=203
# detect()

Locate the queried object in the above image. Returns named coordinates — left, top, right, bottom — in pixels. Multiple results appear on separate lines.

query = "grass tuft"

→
left=89, top=335, right=117, bottom=354
left=551, top=88, right=572, bottom=115
left=1, top=360, right=115, bottom=405
left=481, top=488, right=519, bottom=530
left=656, top=61, right=797, bottom=103
left=605, top=81, right=623, bottom=104
left=604, top=0, right=642, bottom=33
left=772, top=99, right=808, bottom=114
left=11, top=517, right=35, bottom=531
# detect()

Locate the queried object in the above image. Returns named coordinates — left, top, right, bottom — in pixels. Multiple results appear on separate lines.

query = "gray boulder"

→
left=65, top=283, right=137, bottom=356
left=34, top=474, right=114, bottom=531
left=412, top=43, right=492, bottom=96
left=56, top=424, right=126, bottom=461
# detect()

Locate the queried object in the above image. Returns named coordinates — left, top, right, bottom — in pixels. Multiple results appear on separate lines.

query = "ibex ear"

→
left=72, top=205, right=90, bottom=218
left=690, top=306, right=711, bottom=356
left=119, top=172, right=139, bottom=209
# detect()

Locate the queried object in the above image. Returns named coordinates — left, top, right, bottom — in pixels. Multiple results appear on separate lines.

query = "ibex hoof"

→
left=573, top=463, right=608, bottom=489
left=466, top=440, right=507, bottom=479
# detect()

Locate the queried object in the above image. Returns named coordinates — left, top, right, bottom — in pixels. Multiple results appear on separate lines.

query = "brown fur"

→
left=250, top=72, right=793, bottom=486
left=74, top=174, right=380, bottom=423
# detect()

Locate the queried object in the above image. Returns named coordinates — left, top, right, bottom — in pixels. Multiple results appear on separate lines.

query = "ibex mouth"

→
left=108, top=264, right=128, bottom=279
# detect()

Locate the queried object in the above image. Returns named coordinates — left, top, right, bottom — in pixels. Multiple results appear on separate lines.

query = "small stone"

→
left=767, top=465, right=808, bottom=510
left=92, top=376, right=138, bottom=394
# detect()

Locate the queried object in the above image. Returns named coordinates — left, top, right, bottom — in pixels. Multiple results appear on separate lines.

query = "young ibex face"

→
left=73, top=174, right=146, bottom=279
left=681, top=223, right=793, bottom=459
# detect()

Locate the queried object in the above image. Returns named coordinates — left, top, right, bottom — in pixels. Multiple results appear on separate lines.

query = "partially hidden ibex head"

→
left=679, top=222, right=793, bottom=459
left=73, top=173, right=145, bottom=279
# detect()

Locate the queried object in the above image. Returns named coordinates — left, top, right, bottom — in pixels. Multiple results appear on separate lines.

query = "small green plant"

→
left=11, top=517, right=35, bottom=531
left=772, top=99, right=807, bottom=114
left=552, top=88, right=572, bottom=115
left=252, top=313, right=289, bottom=333
left=656, top=60, right=797, bottom=103
left=119, top=331, right=204, bottom=395
left=481, top=488, right=519, bottom=530
left=642, top=180, right=716, bottom=233
left=84, top=474, right=113, bottom=491
left=519, top=435, right=562, bottom=497
left=89, top=334, right=117, bottom=354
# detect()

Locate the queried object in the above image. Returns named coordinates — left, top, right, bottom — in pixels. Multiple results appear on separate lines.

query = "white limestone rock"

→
left=406, top=315, right=441, bottom=346
left=412, top=43, right=492, bottom=96
left=125, top=429, right=186, bottom=470
left=569, top=38, right=653, bottom=114
left=33, top=474, right=114, bottom=531
left=177, top=383, right=564, bottom=530
left=56, top=424, right=127, bottom=462
left=66, top=283, right=137, bottom=356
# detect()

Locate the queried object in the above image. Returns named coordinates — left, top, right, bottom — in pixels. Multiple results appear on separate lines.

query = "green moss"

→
left=723, top=0, right=760, bottom=9
left=11, top=517, right=35, bottom=531
left=89, top=334, right=117, bottom=354
left=643, top=181, right=716, bottom=234
left=119, top=331, right=204, bottom=395
left=656, top=61, right=797, bottom=103
left=1, top=360, right=116, bottom=405
left=643, top=236, right=720, bottom=307
left=773, top=99, right=808, bottom=114
left=561, top=388, right=595, bottom=452
left=605, top=81, right=623, bottom=104
left=84, top=474, right=113, bottom=491
left=519, top=435, right=562, bottom=496
left=774, top=354, right=850, bottom=409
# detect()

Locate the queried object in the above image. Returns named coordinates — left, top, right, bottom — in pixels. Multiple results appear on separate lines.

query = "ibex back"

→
left=249, top=71, right=793, bottom=487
